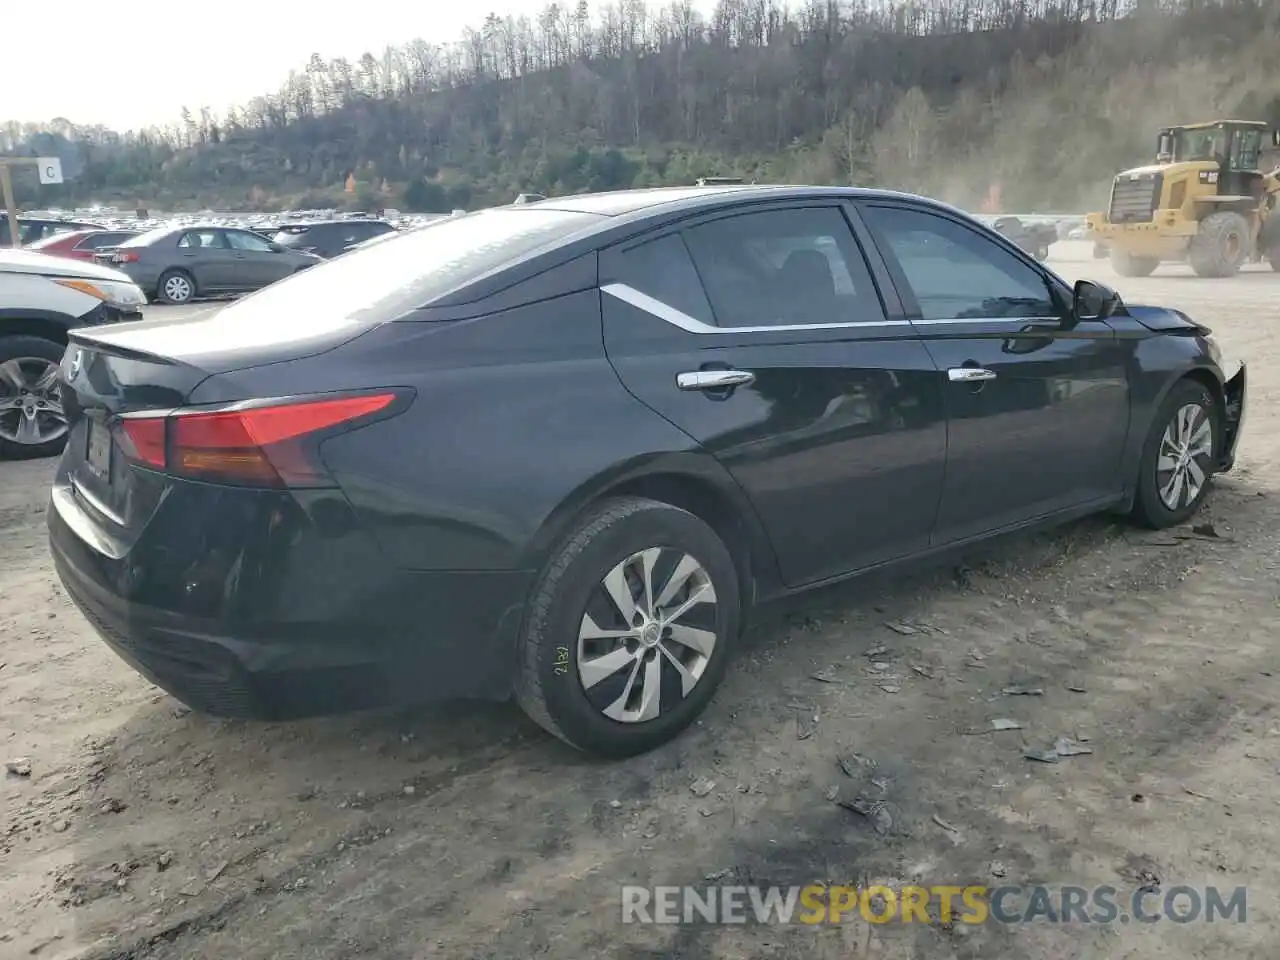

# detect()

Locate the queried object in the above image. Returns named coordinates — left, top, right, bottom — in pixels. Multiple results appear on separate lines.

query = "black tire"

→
left=515, top=496, right=742, bottom=758
left=1188, top=211, right=1251, bottom=278
left=156, top=269, right=195, bottom=304
left=1110, top=248, right=1159, bottom=277
left=1130, top=378, right=1219, bottom=529
left=0, top=334, right=70, bottom=461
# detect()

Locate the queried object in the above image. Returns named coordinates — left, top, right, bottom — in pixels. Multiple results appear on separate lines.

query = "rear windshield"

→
left=118, top=226, right=180, bottom=247
left=224, top=207, right=603, bottom=324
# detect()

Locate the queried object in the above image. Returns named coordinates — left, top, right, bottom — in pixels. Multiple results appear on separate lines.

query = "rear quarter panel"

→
left=210, top=290, right=737, bottom=574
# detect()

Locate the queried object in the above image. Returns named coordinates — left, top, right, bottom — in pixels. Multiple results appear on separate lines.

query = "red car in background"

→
left=27, top=228, right=140, bottom=262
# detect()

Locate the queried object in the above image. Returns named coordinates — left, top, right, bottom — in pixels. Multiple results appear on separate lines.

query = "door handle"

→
left=677, top=369, right=756, bottom=391
left=947, top=367, right=997, bottom=382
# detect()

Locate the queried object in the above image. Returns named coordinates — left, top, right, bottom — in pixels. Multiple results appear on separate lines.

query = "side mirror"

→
left=1073, top=278, right=1123, bottom=322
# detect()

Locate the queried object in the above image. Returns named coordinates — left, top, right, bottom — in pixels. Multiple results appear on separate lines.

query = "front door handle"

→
left=947, top=367, right=997, bottom=382
left=677, top=369, right=756, bottom=391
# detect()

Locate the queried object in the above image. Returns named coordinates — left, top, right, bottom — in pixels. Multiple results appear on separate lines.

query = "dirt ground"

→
left=3, top=245, right=1280, bottom=960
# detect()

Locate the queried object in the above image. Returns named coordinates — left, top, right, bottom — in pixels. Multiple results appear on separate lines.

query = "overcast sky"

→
left=11, top=0, right=696, bottom=131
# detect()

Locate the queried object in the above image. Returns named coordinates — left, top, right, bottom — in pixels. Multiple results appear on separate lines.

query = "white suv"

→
left=0, top=249, right=146, bottom=459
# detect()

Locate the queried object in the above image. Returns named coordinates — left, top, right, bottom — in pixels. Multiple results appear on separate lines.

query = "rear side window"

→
left=681, top=207, right=887, bottom=327
left=614, top=233, right=715, bottom=326
left=221, top=207, right=602, bottom=324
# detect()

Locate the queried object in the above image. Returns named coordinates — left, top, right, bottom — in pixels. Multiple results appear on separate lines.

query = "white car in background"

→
left=0, top=249, right=146, bottom=459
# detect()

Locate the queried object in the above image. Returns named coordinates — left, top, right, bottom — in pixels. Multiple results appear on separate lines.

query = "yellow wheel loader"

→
left=1085, top=120, right=1280, bottom=278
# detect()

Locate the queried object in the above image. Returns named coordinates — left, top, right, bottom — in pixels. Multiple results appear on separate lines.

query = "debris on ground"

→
left=836, top=796, right=894, bottom=835
left=51, top=819, right=70, bottom=833
left=690, top=777, right=716, bottom=797
left=884, top=621, right=916, bottom=635
left=100, top=798, right=127, bottom=814
left=990, top=718, right=1023, bottom=731
left=838, top=753, right=876, bottom=777
left=5, top=758, right=32, bottom=777
left=990, top=861, right=1008, bottom=878
left=1024, top=737, right=1094, bottom=763
left=1001, top=685, right=1044, bottom=696
left=810, top=666, right=840, bottom=683
left=865, top=645, right=889, bottom=658
left=796, top=706, right=820, bottom=739
left=932, top=814, right=961, bottom=835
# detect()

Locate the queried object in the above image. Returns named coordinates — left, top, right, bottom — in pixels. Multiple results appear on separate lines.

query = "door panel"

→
left=178, top=230, right=235, bottom=290
left=224, top=230, right=287, bottom=288
left=857, top=202, right=1132, bottom=544
left=600, top=205, right=947, bottom=588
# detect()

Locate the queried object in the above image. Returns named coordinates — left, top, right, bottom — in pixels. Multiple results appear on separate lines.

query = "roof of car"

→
left=528, top=184, right=933, bottom=219
left=275, top=218, right=392, bottom=228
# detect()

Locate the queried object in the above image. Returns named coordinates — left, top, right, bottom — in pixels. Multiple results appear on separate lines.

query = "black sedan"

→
left=48, top=185, right=1246, bottom=758
left=97, top=225, right=323, bottom=304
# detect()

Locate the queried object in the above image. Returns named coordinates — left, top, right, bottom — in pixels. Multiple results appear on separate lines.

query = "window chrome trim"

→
left=600, top=282, right=1059, bottom=333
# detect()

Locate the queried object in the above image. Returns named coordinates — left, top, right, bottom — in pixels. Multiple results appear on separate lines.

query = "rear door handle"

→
left=677, top=369, right=756, bottom=391
left=947, top=367, right=997, bottom=382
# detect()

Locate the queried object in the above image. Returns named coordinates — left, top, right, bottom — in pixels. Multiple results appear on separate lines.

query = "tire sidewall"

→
left=1134, top=379, right=1219, bottom=527
left=159, top=270, right=194, bottom=304
left=529, top=504, right=740, bottom=757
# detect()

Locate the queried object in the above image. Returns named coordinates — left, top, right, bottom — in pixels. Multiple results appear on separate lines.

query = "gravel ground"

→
left=2, top=246, right=1279, bottom=960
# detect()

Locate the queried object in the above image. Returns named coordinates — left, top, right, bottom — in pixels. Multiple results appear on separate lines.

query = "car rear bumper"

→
left=48, top=480, right=533, bottom=720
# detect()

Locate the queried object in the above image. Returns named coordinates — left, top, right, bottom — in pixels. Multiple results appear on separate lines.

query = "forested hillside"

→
left=3, top=0, right=1279, bottom=213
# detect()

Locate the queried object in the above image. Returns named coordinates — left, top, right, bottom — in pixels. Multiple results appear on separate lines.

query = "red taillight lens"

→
left=115, top=393, right=398, bottom=487
left=117, top=417, right=166, bottom=468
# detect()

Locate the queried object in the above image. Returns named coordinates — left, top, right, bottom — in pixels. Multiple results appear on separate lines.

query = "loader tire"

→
left=1188, top=211, right=1251, bottom=278
left=1267, top=247, right=1280, bottom=272
left=1110, top=248, right=1158, bottom=278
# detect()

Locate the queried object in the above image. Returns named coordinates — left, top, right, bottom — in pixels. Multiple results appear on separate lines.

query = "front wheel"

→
left=1110, top=248, right=1159, bottom=277
left=1188, top=211, right=1251, bottom=278
left=1131, top=379, right=1219, bottom=529
left=515, top=497, right=741, bottom=757
left=0, top=335, right=70, bottom=460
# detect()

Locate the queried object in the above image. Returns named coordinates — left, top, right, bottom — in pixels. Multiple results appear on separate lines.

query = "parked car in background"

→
left=48, top=185, right=1244, bottom=757
left=26, top=229, right=141, bottom=262
left=991, top=216, right=1058, bottom=261
left=1, top=248, right=145, bottom=459
left=271, top=219, right=398, bottom=259
left=0, top=215, right=105, bottom=247
left=98, top=225, right=324, bottom=304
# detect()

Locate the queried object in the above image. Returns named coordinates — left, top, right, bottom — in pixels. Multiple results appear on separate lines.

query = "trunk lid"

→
left=59, top=294, right=378, bottom=542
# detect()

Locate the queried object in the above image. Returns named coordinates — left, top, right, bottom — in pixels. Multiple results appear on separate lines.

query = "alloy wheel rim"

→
left=0, top=357, right=67, bottom=445
left=165, top=275, right=191, bottom=301
left=1156, top=402, right=1213, bottom=510
left=577, top=547, right=718, bottom=724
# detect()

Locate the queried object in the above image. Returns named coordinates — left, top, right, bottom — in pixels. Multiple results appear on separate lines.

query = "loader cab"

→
left=1159, top=121, right=1269, bottom=199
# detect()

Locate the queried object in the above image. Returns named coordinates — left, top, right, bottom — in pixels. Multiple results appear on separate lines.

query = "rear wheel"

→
left=1110, top=248, right=1159, bottom=277
left=1131, top=379, right=1218, bottom=529
left=1188, top=211, right=1251, bottom=278
left=515, top=497, right=741, bottom=757
left=0, top=335, right=69, bottom=460
left=157, top=269, right=195, bottom=304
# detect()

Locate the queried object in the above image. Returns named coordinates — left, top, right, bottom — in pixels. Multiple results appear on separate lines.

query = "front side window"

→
left=861, top=205, right=1058, bottom=321
left=178, top=230, right=226, bottom=250
left=681, top=207, right=886, bottom=327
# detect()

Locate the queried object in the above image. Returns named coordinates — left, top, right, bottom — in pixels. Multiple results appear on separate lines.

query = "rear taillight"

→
left=115, top=393, right=401, bottom=487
